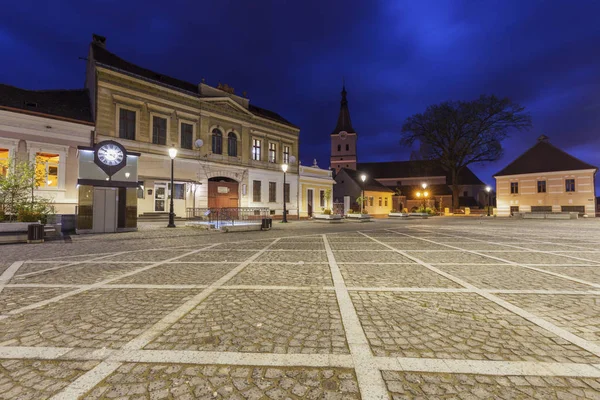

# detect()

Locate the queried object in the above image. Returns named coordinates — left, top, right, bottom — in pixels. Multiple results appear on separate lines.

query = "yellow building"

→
left=495, top=135, right=597, bottom=217
left=298, top=162, right=335, bottom=217
left=332, top=168, right=393, bottom=216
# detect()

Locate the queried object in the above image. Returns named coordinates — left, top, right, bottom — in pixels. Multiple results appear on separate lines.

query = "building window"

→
left=385, top=197, right=388, bottom=207
left=253, top=180, right=261, bottom=202
left=510, top=206, right=519, bottom=215
left=228, top=132, right=237, bottom=157
left=284, top=183, right=290, bottom=203
left=537, top=180, right=546, bottom=193
left=283, top=146, right=290, bottom=164
left=252, top=139, right=261, bottom=161
left=510, top=182, right=518, bottom=194
left=211, top=129, right=223, bottom=154
left=337, top=144, right=341, bottom=152
left=169, top=183, right=185, bottom=200
left=369, top=197, right=374, bottom=207
left=378, top=197, right=382, bottom=206
left=0, top=148, right=8, bottom=177
left=152, top=116, right=167, bottom=145
left=180, top=123, right=193, bottom=150
left=346, top=144, right=349, bottom=151
left=268, top=143, right=277, bottom=163
left=119, top=108, right=136, bottom=140
left=565, top=179, right=575, bottom=192
left=319, top=190, right=325, bottom=208
left=35, top=153, right=59, bottom=188
left=269, top=182, right=276, bottom=202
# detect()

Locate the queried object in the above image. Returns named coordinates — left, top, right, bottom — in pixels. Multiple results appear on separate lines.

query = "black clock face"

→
left=98, top=143, right=124, bottom=166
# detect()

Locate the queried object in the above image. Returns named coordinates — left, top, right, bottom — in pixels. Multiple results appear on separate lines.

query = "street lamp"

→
left=360, top=174, right=366, bottom=214
left=486, top=186, right=491, bottom=216
left=281, top=163, right=289, bottom=223
left=167, top=146, right=177, bottom=228
left=422, top=183, right=427, bottom=189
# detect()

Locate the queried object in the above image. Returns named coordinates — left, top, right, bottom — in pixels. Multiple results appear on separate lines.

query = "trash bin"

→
left=261, top=218, right=272, bottom=230
left=27, top=224, right=44, bottom=244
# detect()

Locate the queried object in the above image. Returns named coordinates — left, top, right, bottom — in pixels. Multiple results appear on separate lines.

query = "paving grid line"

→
left=0, top=261, right=24, bottom=298
left=49, top=238, right=281, bottom=399
left=322, top=234, right=389, bottom=400
left=0, top=244, right=218, bottom=319
left=398, top=228, right=600, bottom=289
left=367, top=229, right=600, bottom=358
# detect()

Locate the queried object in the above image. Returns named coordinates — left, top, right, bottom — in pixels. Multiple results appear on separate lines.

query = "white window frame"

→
left=26, top=141, right=68, bottom=191
left=0, top=138, right=19, bottom=177
left=115, top=104, right=140, bottom=141
left=149, top=112, right=171, bottom=146
left=565, top=178, right=576, bottom=193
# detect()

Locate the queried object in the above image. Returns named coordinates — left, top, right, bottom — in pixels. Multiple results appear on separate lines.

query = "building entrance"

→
left=208, top=177, right=239, bottom=209
left=92, top=187, right=118, bottom=233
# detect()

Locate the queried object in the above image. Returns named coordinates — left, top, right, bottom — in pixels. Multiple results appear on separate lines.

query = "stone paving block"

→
left=499, top=294, right=600, bottom=345
left=333, top=251, right=415, bottom=263
left=147, top=290, right=349, bottom=354
left=553, top=252, right=600, bottom=263
left=227, top=263, right=333, bottom=287
left=269, top=241, right=326, bottom=250
left=82, top=363, right=359, bottom=400
left=405, top=251, right=502, bottom=264
left=436, top=265, right=594, bottom=290
left=10, top=263, right=150, bottom=285
left=0, top=289, right=197, bottom=349
left=278, top=236, right=323, bottom=242
left=449, top=242, right=517, bottom=251
left=328, top=241, right=389, bottom=250
left=100, top=250, right=189, bottom=262
left=179, top=250, right=259, bottom=263
left=109, top=263, right=237, bottom=285
left=340, top=263, right=461, bottom=288
left=16, top=262, right=71, bottom=275
left=513, top=244, right=590, bottom=251
left=382, top=370, right=600, bottom=399
left=0, top=287, right=73, bottom=313
left=534, top=265, right=600, bottom=284
left=481, top=251, right=589, bottom=265
left=254, top=250, right=329, bottom=263
left=212, top=240, right=273, bottom=250
left=351, top=291, right=600, bottom=363
left=0, top=359, right=99, bottom=400
left=384, top=242, right=454, bottom=250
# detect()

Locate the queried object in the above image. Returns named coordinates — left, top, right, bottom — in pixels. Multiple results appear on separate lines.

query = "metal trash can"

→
left=261, top=218, right=272, bottom=230
left=27, top=224, right=44, bottom=244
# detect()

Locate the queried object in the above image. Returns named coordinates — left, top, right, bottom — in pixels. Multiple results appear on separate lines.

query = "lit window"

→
left=268, top=143, right=277, bottom=163
left=0, top=148, right=9, bottom=177
left=283, top=146, right=290, bottom=164
left=510, top=182, right=518, bottom=194
left=369, top=197, right=374, bottom=207
left=385, top=197, right=388, bottom=207
left=35, top=152, right=60, bottom=188
left=228, top=132, right=238, bottom=157
left=378, top=197, right=382, bottom=206
left=212, top=129, right=223, bottom=154
left=252, top=139, right=261, bottom=161
left=565, top=179, right=575, bottom=192
left=537, top=180, right=546, bottom=193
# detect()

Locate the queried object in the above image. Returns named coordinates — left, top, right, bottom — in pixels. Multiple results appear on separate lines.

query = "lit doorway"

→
left=154, top=183, right=167, bottom=212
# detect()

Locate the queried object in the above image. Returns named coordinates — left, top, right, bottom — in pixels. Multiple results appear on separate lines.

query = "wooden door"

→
left=307, top=189, right=314, bottom=217
left=208, top=180, right=239, bottom=209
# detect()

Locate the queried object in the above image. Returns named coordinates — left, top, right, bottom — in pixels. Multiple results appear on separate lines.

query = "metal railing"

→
left=186, top=207, right=270, bottom=227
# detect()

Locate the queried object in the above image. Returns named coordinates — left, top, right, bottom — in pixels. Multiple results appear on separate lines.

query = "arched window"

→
left=337, top=144, right=341, bottom=151
left=228, top=132, right=237, bottom=157
left=212, top=128, right=222, bottom=154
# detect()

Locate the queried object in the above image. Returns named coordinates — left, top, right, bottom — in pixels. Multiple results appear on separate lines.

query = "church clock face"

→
left=340, top=131, right=348, bottom=140
left=97, top=143, right=124, bottom=166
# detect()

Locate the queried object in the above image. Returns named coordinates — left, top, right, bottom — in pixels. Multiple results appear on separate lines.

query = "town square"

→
left=1, top=1, right=600, bottom=399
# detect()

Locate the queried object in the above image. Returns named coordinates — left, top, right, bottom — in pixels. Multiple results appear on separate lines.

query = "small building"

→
left=298, top=160, right=335, bottom=217
left=494, top=135, right=597, bottom=217
left=0, top=84, right=94, bottom=214
left=333, top=168, right=393, bottom=216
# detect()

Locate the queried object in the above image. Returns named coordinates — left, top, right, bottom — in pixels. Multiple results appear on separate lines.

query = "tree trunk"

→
left=451, top=169, right=460, bottom=210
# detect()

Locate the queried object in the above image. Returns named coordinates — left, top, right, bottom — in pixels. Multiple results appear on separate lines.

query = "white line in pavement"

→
left=323, top=234, right=389, bottom=400
left=0, top=261, right=24, bottom=296
left=50, top=361, right=122, bottom=400
left=0, top=345, right=70, bottom=359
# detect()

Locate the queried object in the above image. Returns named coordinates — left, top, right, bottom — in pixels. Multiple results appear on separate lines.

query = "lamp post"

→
left=486, top=186, right=491, bottom=216
left=167, top=146, right=177, bottom=228
left=421, top=183, right=428, bottom=209
left=281, top=163, right=288, bottom=223
left=360, top=174, right=366, bottom=214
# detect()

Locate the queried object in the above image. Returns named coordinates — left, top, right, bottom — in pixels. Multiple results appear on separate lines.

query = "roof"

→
left=338, top=168, right=393, bottom=192
left=91, top=39, right=296, bottom=128
left=0, top=84, right=93, bottom=123
left=331, top=85, right=355, bottom=135
left=494, top=136, right=597, bottom=176
left=357, top=160, right=485, bottom=185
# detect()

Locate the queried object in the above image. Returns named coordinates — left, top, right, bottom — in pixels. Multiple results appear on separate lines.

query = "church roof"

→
left=494, top=136, right=597, bottom=176
left=337, top=168, right=394, bottom=192
left=357, top=160, right=484, bottom=185
left=331, top=85, right=355, bottom=135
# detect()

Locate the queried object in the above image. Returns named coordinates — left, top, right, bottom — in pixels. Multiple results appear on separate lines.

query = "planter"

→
left=314, top=214, right=343, bottom=223
left=346, top=213, right=372, bottom=222
left=0, top=222, right=42, bottom=244
left=388, top=212, right=409, bottom=218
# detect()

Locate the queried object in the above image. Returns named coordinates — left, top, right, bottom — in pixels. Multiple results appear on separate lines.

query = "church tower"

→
left=330, top=85, right=358, bottom=172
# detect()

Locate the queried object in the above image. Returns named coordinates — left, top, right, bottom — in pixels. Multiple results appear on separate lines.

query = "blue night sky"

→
left=2, top=1, right=599, bottom=190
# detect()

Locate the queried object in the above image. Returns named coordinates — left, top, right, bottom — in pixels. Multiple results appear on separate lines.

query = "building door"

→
left=92, top=187, right=118, bottom=233
left=307, top=189, right=313, bottom=217
left=208, top=178, right=239, bottom=209
left=154, top=183, right=167, bottom=212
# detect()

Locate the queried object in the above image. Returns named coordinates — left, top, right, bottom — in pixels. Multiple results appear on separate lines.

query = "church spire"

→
left=331, top=84, right=355, bottom=135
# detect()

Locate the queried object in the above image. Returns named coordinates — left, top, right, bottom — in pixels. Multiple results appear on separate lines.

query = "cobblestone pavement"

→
left=1, top=218, right=600, bottom=399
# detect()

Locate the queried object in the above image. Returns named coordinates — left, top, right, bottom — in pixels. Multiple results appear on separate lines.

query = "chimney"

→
left=537, top=135, right=549, bottom=143
left=92, top=34, right=106, bottom=48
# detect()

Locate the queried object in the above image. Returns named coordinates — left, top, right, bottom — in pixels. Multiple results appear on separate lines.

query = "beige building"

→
left=85, top=34, right=300, bottom=220
left=298, top=161, right=335, bottom=217
left=0, top=84, right=94, bottom=214
left=494, top=135, right=597, bottom=217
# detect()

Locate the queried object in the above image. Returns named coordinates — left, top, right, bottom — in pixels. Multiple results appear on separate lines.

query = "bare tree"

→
left=401, top=95, right=532, bottom=209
